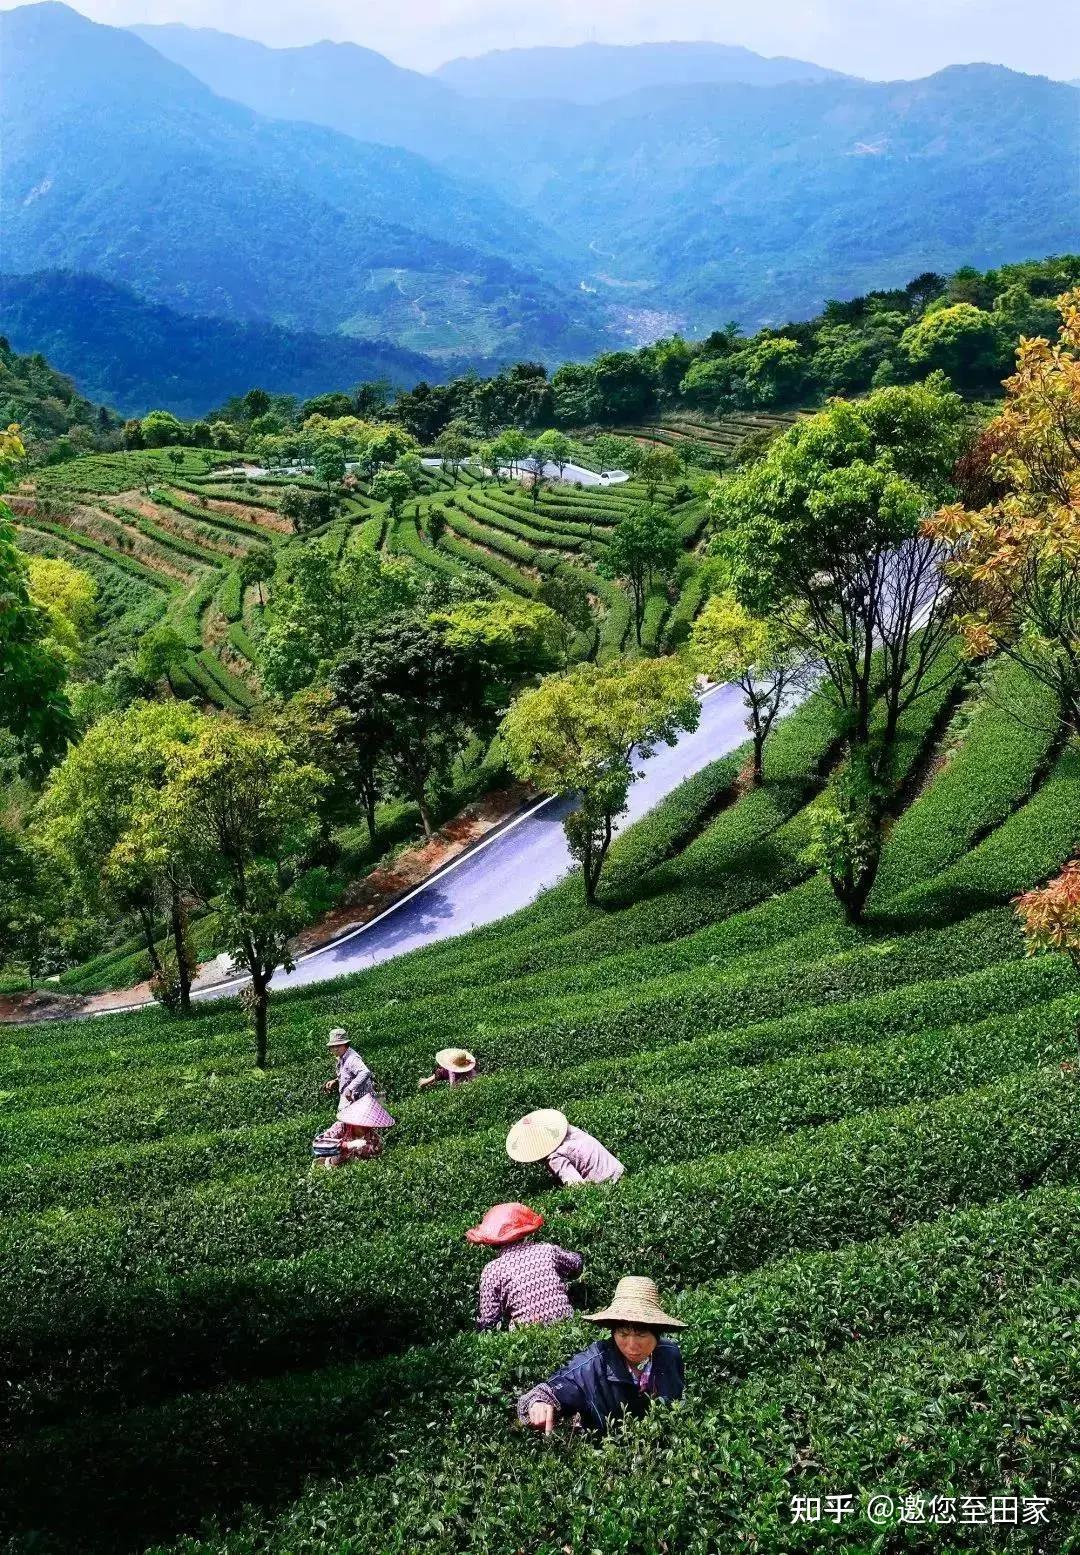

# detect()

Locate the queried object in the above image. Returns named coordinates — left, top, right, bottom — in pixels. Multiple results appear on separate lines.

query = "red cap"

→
left=465, top=1201, right=545, bottom=1246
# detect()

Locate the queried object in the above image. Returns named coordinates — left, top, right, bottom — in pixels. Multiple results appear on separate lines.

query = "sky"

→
left=3, top=0, right=1078, bottom=78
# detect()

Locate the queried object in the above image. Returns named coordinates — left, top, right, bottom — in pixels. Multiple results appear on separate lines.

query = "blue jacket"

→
left=542, top=1336, right=685, bottom=1433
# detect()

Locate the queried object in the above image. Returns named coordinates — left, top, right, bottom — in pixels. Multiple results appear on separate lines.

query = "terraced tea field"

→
left=613, top=407, right=802, bottom=460
left=3, top=651, right=1078, bottom=1554
left=13, top=447, right=718, bottom=707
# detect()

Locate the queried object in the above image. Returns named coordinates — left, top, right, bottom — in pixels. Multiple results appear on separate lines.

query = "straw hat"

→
left=436, top=1047, right=476, bottom=1074
left=465, top=1201, right=544, bottom=1246
left=327, top=1028, right=350, bottom=1048
left=338, top=1095, right=395, bottom=1129
left=583, top=1276, right=686, bottom=1330
left=506, top=1109, right=568, bottom=1164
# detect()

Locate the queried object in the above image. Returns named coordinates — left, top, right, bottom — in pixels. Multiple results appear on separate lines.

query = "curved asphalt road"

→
left=192, top=682, right=749, bottom=1003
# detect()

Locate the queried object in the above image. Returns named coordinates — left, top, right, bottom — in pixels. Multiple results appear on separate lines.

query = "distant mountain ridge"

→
left=2, top=4, right=1078, bottom=410
left=433, top=39, right=846, bottom=103
left=1, top=3, right=604, bottom=363
left=0, top=272, right=452, bottom=419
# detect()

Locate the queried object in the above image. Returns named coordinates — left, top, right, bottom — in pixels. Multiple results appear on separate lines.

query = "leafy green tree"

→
left=433, top=598, right=564, bottom=701
left=494, top=428, right=529, bottom=479
left=637, top=445, right=681, bottom=502
left=167, top=448, right=185, bottom=477
left=736, top=335, right=805, bottom=407
left=161, top=719, right=326, bottom=1064
left=371, top=466, right=416, bottom=521
left=26, top=556, right=97, bottom=665
left=136, top=625, right=189, bottom=695
left=523, top=444, right=550, bottom=507
left=122, top=418, right=144, bottom=450
left=329, top=614, right=486, bottom=839
left=1, top=430, right=72, bottom=776
left=237, top=546, right=275, bottom=608
left=592, top=433, right=637, bottom=476
left=690, top=593, right=805, bottom=783
left=603, top=507, right=682, bottom=645
left=501, top=658, right=699, bottom=901
left=535, top=429, right=572, bottom=479
left=260, top=547, right=419, bottom=699
left=721, top=377, right=968, bottom=918
left=427, top=507, right=447, bottom=546
left=539, top=570, right=594, bottom=645
left=899, top=304, right=999, bottom=394
left=313, top=439, right=346, bottom=492
left=278, top=485, right=338, bottom=535
left=434, top=421, right=473, bottom=483
left=140, top=410, right=185, bottom=447
left=40, top=700, right=203, bottom=1012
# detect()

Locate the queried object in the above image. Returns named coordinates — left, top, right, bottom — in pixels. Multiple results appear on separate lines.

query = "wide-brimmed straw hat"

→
left=326, top=1028, right=350, bottom=1047
left=337, top=1095, right=395, bottom=1129
left=506, top=1109, right=568, bottom=1164
left=583, top=1276, right=686, bottom=1330
left=436, top=1047, right=477, bottom=1074
left=465, top=1201, right=544, bottom=1246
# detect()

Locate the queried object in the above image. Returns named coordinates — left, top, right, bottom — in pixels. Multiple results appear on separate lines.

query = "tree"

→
left=535, top=429, right=572, bottom=479
left=433, top=421, right=473, bottom=483
left=899, top=303, right=1000, bottom=395
left=167, top=448, right=186, bottom=478
left=371, top=466, right=415, bottom=521
left=1016, top=860, right=1080, bottom=1069
left=427, top=506, right=447, bottom=546
left=329, top=614, right=486, bottom=840
left=279, top=485, right=338, bottom=535
left=690, top=593, right=806, bottom=784
left=162, top=720, right=325, bottom=1063
left=433, top=598, right=564, bottom=700
left=721, top=377, right=969, bottom=919
left=140, top=410, right=185, bottom=448
left=736, top=335, right=806, bottom=407
left=926, top=290, right=1080, bottom=736
left=237, top=546, right=274, bottom=607
left=500, top=658, right=699, bottom=901
left=494, top=428, right=529, bottom=479
left=603, top=507, right=681, bottom=645
left=137, top=625, right=189, bottom=695
left=539, top=570, right=594, bottom=647
left=637, top=445, right=681, bottom=501
left=523, top=444, right=549, bottom=507
left=592, top=433, right=637, bottom=477
left=122, top=418, right=144, bottom=450
left=40, top=701, right=203, bottom=1013
left=260, top=548, right=418, bottom=699
left=26, top=556, right=97, bottom=664
left=1, top=428, right=72, bottom=776
left=313, top=440, right=346, bottom=492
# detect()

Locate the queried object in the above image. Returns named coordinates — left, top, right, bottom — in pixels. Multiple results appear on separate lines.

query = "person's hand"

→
left=528, top=1402, right=557, bottom=1434
left=323, top=1078, right=336, bottom=1093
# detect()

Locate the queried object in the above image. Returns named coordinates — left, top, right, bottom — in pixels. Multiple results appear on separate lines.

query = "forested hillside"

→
left=1, top=282, right=1079, bottom=1552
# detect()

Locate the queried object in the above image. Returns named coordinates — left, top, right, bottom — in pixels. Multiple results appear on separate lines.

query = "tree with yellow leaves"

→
left=926, top=289, right=1080, bottom=735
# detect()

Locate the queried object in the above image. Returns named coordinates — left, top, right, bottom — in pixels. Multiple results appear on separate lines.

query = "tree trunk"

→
left=137, top=905, right=166, bottom=984
left=170, top=887, right=192, bottom=1016
left=251, top=970, right=269, bottom=1069
left=752, top=726, right=765, bottom=786
left=418, top=794, right=434, bottom=840
left=364, top=785, right=378, bottom=847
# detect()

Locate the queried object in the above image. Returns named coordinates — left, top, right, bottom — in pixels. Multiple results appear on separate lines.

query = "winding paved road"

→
left=192, top=682, right=749, bottom=1002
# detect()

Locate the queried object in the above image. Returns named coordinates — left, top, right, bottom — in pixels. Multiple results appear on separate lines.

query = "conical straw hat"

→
left=582, top=1276, right=686, bottom=1330
left=436, top=1047, right=476, bottom=1073
left=338, top=1094, right=395, bottom=1129
left=506, top=1109, right=568, bottom=1163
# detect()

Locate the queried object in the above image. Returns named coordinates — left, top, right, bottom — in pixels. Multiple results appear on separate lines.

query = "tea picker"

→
left=518, top=1276, right=686, bottom=1436
left=466, top=1201, right=583, bottom=1331
left=506, top=1109, right=624, bottom=1186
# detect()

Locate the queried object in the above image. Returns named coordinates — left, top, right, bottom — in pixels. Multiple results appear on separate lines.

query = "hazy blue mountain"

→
left=1, top=4, right=603, bottom=362
left=434, top=39, right=845, bottom=103
left=0, top=273, right=455, bottom=418
left=438, top=65, right=1080, bottom=331
left=130, top=23, right=467, bottom=160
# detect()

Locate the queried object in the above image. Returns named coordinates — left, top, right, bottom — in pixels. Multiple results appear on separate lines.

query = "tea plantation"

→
left=3, top=645, right=1079, bottom=1553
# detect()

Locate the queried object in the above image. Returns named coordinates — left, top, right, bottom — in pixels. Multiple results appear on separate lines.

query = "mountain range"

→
left=2, top=2, right=1077, bottom=415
